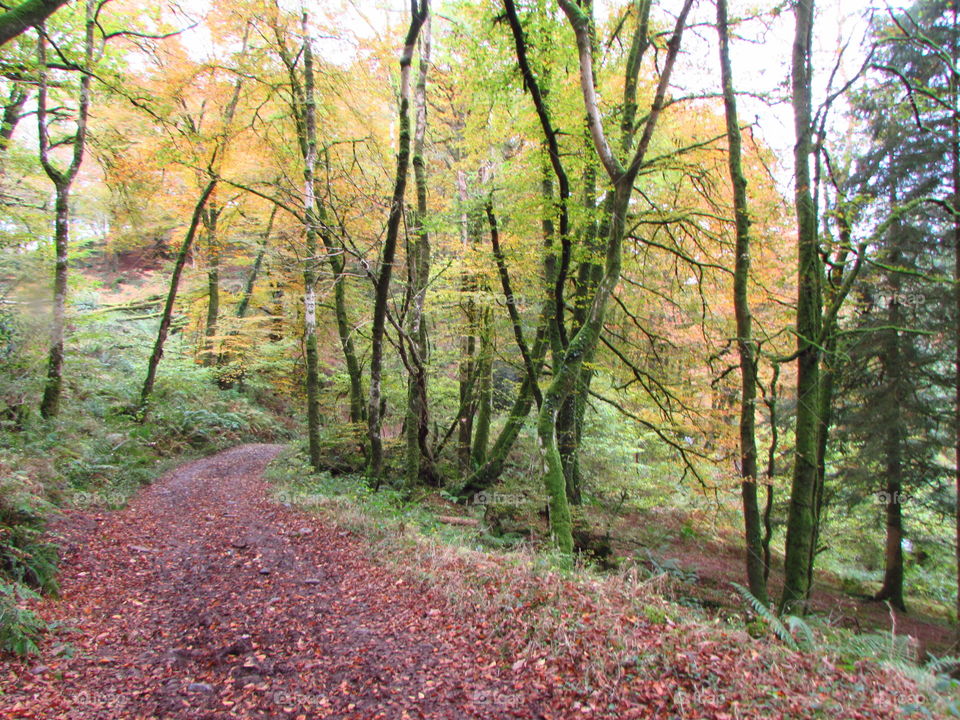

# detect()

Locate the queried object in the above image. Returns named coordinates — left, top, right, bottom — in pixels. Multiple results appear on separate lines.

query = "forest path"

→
left=0, top=444, right=542, bottom=719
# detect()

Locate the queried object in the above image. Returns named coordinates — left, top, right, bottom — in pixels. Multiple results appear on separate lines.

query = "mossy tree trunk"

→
left=201, top=202, right=221, bottom=367
left=299, top=11, right=324, bottom=470
left=537, top=0, right=693, bottom=554
left=37, top=0, right=93, bottom=419
left=140, top=180, right=218, bottom=414
left=0, top=0, right=68, bottom=48
left=367, top=0, right=429, bottom=483
left=236, top=204, right=276, bottom=320
left=471, top=307, right=493, bottom=468
left=717, top=0, right=767, bottom=606
left=780, top=0, right=822, bottom=614
left=405, top=16, right=436, bottom=487
left=0, top=84, right=27, bottom=173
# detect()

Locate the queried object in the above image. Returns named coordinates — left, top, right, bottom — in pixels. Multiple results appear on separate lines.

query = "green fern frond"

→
left=786, top=615, right=817, bottom=652
left=732, top=582, right=798, bottom=651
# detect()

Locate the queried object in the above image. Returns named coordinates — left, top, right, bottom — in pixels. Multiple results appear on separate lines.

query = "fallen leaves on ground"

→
left=0, top=445, right=927, bottom=719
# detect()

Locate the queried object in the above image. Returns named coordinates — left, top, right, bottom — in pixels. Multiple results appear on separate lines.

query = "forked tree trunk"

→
left=37, top=0, right=93, bottom=419
left=539, top=0, right=692, bottom=554
left=367, top=0, right=428, bottom=482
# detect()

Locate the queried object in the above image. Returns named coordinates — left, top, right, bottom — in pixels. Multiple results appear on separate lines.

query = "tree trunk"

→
left=951, top=0, right=960, bottom=641
left=36, top=0, right=93, bottom=419
left=875, top=297, right=906, bottom=611
left=367, top=1, right=428, bottom=483
left=455, top=171, right=479, bottom=475
left=39, top=183, right=69, bottom=419
left=762, top=362, right=780, bottom=583
left=140, top=180, right=218, bottom=413
left=236, top=204, right=276, bottom=320
left=542, top=0, right=692, bottom=554
left=0, top=84, right=27, bottom=173
left=780, top=0, right=822, bottom=614
left=717, top=0, right=766, bottom=605
left=472, top=309, right=493, bottom=467
left=405, top=16, right=435, bottom=487
left=202, top=204, right=220, bottom=367
left=0, top=0, right=69, bottom=48
left=301, top=12, right=322, bottom=471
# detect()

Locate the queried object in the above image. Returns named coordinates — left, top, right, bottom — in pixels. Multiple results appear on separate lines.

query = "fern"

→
left=0, top=582, right=45, bottom=655
left=928, top=655, right=960, bottom=675
left=732, top=582, right=799, bottom=651
left=786, top=615, right=817, bottom=652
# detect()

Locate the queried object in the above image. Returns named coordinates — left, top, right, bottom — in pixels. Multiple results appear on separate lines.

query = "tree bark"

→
left=0, top=0, right=68, bottom=48
left=951, top=0, right=960, bottom=642
left=455, top=171, right=478, bottom=476
left=367, top=0, right=428, bottom=483
left=37, top=0, right=93, bottom=419
left=236, top=204, right=277, bottom=319
left=301, top=11, right=322, bottom=470
left=0, top=84, right=27, bottom=173
left=472, top=308, right=493, bottom=467
left=201, top=203, right=221, bottom=367
left=540, top=0, right=692, bottom=554
left=39, top=183, right=70, bottom=419
left=781, top=0, right=822, bottom=614
left=405, top=15, right=436, bottom=487
left=717, top=0, right=767, bottom=605
left=875, top=295, right=906, bottom=611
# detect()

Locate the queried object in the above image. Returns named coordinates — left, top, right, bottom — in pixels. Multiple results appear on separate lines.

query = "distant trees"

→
left=833, top=0, right=957, bottom=613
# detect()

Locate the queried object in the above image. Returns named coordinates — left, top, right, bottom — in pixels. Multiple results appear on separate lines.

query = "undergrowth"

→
left=267, top=446, right=937, bottom=718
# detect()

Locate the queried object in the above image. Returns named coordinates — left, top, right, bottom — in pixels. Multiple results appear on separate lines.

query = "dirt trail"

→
left=0, top=445, right=543, bottom=719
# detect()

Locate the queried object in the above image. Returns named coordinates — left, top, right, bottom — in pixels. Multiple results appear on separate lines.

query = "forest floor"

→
left=0, top=445, right=932, bottom=719
left=599, top=509, right=956, bottom=659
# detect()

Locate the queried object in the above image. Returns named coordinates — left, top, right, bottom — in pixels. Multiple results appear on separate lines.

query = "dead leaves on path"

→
left=0, top=444, right=928, bottom=719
